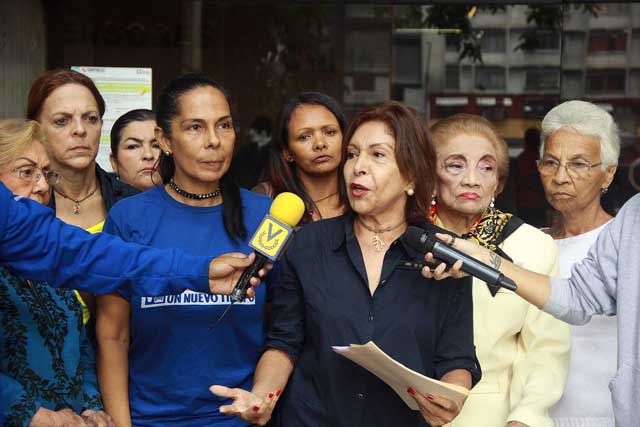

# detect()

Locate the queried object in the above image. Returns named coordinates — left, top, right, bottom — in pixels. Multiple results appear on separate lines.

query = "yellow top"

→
left=74, top=221, right=105, bottom=324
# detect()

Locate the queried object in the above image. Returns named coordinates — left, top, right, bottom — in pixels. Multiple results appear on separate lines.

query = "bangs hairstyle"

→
left=0, top=119, right=46, bottom=169
left=262, top=91, right=346, bottom=223
left=430, top=114, right=510, bottom=195
left=338, top=101, right=436, bottom=225
left=541, top=100, right=620, bottom=169
left=26, top=68, right=106, bottom=120
left=155, top=73, right=246, bottom=241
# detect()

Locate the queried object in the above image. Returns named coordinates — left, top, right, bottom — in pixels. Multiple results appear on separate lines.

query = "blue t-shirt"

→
left=103, top=186, right=271, bottom=427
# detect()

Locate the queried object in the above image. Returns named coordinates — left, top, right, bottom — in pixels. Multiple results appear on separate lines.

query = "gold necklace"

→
left=308, top=191, right=338, bottom=217
left=313, top=191, right=337, bottom=204
left=356, top=217, right=406, bottom=252
left=54, top=185, right=99, bottom=215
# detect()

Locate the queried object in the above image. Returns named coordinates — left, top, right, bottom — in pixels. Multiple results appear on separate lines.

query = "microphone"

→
left=229, top=192, right=306, bottom=302
left=401, top=226, right=517, bottom=292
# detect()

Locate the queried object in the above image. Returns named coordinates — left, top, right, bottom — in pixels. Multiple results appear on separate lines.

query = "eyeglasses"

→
left=11, top=166, right=61, bottom=185
left=536, top=158, right=602, bottom=179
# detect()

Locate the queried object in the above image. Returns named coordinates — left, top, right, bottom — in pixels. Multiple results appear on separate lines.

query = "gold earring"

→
left=406, top=188, right=415, bottom=196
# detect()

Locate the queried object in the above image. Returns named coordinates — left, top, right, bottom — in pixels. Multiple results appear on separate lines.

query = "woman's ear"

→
left=155, top=126, right=172, bottom=154
left=603, top=164, right=617, bottom=190
left=109, top=153, right=118, bottom=176
left=283, top=148, right=294, bottom=163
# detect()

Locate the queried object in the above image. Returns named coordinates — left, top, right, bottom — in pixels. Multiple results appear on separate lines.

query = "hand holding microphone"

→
left=402, top=226, right=517, bottom=292
left=229, top=192, right=306, bottom=302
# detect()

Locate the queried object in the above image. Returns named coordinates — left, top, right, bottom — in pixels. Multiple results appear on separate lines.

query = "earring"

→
left=601, top=187, right=609, bottom=195
left=164, top=150, right=171, bottom=156
left=406, top=188, right=415, bottom=196
left=490, top=197, right=495, bottom=208
left=429, top=196, right=437, bottom=222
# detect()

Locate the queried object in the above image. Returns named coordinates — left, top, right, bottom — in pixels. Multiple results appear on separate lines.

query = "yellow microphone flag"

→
left=249, top=192, right=305, bottom=261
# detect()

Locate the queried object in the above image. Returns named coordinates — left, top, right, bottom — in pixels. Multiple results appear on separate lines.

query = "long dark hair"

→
left=261, top=92, right=346, bottom=223
left=155, top=73, right=246, bottom=241
left=110, top=109, right=156, bottom=159
left=338, top=101, right=436, bottom=225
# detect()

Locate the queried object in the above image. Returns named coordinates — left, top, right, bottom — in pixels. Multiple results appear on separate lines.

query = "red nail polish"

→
left=427, top=394, right=434, bottom=401
left=275, top=390, right=282, bottom=397
left=252, top=406, right=260, bottom=412
left=268, top=393, right=274, bottom=399
left=407, top=387, right=416, bottom=396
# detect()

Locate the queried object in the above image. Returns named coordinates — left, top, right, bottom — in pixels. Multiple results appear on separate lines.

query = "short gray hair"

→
left=541, top=100, right=620, bottom=169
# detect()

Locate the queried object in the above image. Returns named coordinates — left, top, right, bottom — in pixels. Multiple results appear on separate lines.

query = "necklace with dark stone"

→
left=169, top=178, right=220, bottom=200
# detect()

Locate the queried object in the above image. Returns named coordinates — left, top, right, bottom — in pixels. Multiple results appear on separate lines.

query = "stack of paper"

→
left=332, top=341, right=469, bottom=410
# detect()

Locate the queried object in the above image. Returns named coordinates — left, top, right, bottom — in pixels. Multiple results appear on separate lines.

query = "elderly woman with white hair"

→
left=423, top=102, right=640, bottom=426
left=537, top=101, right=619, bottom=427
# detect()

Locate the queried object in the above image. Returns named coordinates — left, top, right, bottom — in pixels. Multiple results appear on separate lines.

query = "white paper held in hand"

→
left=332, top=341, right=469, bottom=410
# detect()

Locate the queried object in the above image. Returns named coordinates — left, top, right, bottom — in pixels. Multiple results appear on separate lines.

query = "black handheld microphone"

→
left=402, top=226, right=517, bottom=292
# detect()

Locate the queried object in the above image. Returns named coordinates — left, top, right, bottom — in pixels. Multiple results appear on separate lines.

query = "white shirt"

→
left=550, top=221, right=617, bottom=427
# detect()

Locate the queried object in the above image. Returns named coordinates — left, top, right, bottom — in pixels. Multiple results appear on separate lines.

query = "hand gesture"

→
left=407, top=388, right=466, bottom=426
left=208, top=253, right=271, bottom=295
left=210, top=385, right=280, bottom=426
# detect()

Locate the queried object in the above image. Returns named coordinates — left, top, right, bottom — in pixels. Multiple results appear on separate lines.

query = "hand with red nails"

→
left=209, top=385, right=280, bottom=426
left=406, top=387, right=467, bottom=426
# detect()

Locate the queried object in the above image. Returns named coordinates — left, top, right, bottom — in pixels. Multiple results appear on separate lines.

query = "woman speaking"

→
left=212, top=101, right=480, bottom=427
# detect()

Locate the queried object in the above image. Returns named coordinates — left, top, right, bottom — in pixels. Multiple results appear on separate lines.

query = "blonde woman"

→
left=0, top=119, right=112, bottom=427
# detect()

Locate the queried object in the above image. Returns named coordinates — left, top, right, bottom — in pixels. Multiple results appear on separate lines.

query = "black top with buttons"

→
left=266, top=214, right=481, bottom=427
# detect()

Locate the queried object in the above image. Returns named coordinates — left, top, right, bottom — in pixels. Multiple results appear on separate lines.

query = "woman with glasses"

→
left=427, top=114, right=570, bottom=427
left=537, top=101, right=619, bottom=427
left=0, top=119, right=113, bottom=427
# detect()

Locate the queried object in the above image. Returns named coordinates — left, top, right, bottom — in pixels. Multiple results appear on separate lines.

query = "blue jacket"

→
left=1, top=267, right=102, bottom=426
left=0, top=182, right=211, bottom=296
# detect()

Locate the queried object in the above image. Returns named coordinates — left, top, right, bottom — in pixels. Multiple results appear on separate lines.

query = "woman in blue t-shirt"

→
left=95, top=74, right=272, bottom=427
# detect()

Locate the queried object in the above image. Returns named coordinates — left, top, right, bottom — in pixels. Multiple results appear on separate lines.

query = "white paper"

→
left=332, top=341, right=469, bottom=411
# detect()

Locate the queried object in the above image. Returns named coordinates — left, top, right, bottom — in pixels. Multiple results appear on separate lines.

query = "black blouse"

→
left=266, top=214, right=481, bottom=427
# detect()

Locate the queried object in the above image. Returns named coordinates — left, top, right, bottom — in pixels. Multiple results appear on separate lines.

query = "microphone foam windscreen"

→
left=269, top=192, right=306, bottom=227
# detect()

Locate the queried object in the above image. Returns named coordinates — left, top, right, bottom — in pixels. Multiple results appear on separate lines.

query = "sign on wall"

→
left=71, top=66, right=152, bottom=170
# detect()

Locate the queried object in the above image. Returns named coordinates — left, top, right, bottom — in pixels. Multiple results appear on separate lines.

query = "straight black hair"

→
left=261, top=91, right=346, bottom=223
left=110, top=109, right=156, bottom=159
left=156, top=73, right=246, bottom=241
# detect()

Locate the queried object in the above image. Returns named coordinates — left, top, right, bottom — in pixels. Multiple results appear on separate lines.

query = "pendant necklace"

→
left=54, top=185, right=99, bottom=215
left=356, top=218, right=406, bottom=252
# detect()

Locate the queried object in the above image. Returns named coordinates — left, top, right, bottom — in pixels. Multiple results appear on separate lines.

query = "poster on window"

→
left=71, top=66, right=152, bottom=170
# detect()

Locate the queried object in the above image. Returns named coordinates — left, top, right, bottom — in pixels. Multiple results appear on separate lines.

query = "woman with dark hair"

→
left=212, top=101, right=480, bottom=427
left=254, top=92, right=346, bottom=223
left=109, top=109, right=161, bottom=191
left=95, top=73, right=272, bottom=427
left=27, top=68, right=138, bottom=325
